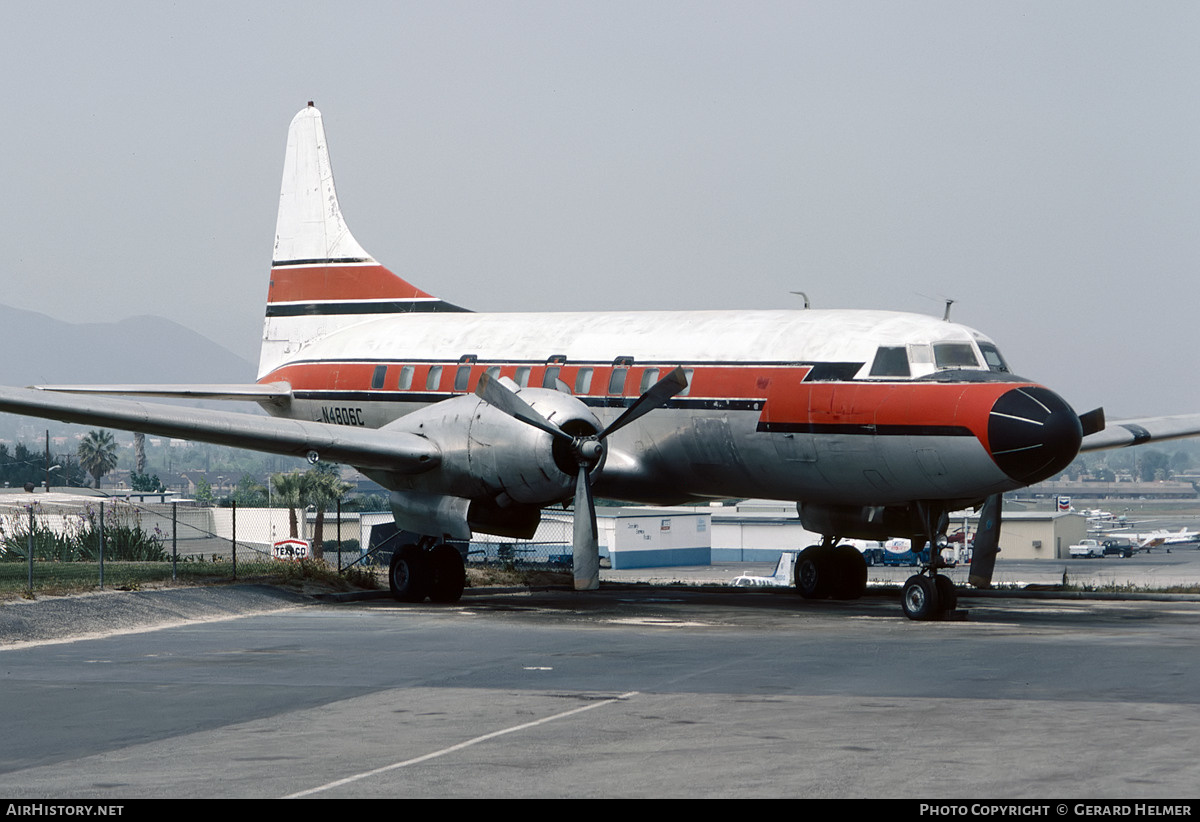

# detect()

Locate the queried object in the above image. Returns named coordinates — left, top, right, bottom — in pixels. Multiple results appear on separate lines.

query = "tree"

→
left=130, top=472, right=165, bottom=492
left=227, top=474, right=268, bottom=507
left=77, top=430, right=118, bottom=489
left=194, top=477, right=214, bottom=504
left=271, top=471, right=306, bottom=538
left=304, top=466, right=352, bottom=560
left=133, top=432, right=147, bottom=475
left=1138, top=450, right=1170, bottom=482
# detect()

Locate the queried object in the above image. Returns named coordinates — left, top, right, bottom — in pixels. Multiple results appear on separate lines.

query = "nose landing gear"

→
left=901, top=502, right=967, bottom=621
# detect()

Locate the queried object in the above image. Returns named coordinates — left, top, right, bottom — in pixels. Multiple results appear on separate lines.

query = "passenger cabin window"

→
left=869, top=347, right=910, bottom=377
left=542, top=366, right=561, bottom=389
left=978, top=343, right=1010, bottom=373
left=484, top=366, right=501, bottom=382
left=397, top=365, right=414, bottom=390
left=425, top=366, right=443, bottom=391
left=639, top=368, right=659, bottom=393
left=575, top=368, right=593, bottom=394
left=514, top=366, right=531, bottom=387
left=678, top=369, right=694, bottom=396
left=608, top=368, right=628, bottom=394
left=933, top=343, right=980, bottom=369
left=454, top=365, right=472, bottom=392
left=371, top=365, right=388, bottom=389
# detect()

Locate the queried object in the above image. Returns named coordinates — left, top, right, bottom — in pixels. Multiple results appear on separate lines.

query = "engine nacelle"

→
left=381, top=386, right=604, bottom=509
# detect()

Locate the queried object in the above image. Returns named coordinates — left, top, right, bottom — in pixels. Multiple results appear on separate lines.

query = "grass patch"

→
left=1058, top=581, right=1200, bottom=594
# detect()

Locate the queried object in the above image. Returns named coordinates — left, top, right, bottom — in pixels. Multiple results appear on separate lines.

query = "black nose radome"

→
left=988, top=386, right=1083, bottom=485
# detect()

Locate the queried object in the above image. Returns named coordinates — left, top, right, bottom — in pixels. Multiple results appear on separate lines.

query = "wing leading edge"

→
left=1080, top=413, right=1200, bottom=452
left=0, top=386, right=438, bottom=473
left=32, top=383, right=292, bottom=401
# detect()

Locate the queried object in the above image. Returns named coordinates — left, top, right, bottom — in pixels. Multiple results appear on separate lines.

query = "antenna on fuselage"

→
left=916, top=292, right=956, bottom=321
left=790, top=291, right=811, bottom=309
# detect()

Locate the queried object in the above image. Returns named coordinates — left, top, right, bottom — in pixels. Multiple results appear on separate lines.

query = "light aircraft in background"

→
left=1116, top=528, right=1200, bottom=551
left=3, top=103, right=1200, bottom=620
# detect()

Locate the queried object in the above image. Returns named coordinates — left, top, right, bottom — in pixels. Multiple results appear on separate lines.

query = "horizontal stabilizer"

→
left=33, top=382, right=292, bottom=402
left=0, top=386, right=437, bottom=473
left=1080, top=413, right=1200, bottom=452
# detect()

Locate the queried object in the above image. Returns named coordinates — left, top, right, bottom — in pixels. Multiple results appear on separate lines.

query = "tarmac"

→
left=600, top=549, right=1200, bottom=593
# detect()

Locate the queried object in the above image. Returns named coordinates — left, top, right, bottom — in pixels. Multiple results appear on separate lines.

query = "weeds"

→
left=0, top=502, right=166, bottom=563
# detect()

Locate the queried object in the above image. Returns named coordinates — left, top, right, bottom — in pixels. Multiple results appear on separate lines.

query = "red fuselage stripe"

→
left=261, top=361, right=1027, bottom=455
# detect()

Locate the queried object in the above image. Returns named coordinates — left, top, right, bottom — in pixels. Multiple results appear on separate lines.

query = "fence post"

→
left=26, top=505, right=33, bottom=596
left=232, top=500, right=237, bottom=580
left=337, top=499, right=342, bottom=573
left=98, top=501, right=105, bottom=589
left=171, top=501, right=178, bottom=582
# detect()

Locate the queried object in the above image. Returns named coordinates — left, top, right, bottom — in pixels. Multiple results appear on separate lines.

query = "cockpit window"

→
left=869, top=346, right=911, bottom=377
left=933, top=342, right=980, bottom=369
left=978, top=342, right=1010, bottom=373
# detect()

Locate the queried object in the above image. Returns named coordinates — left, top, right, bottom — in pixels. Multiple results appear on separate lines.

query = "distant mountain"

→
left=0, top=304, right=254, bottom=386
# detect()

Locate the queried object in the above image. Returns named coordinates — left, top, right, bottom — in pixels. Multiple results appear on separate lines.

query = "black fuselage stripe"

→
left=756, top=422, right=973, bottom=437
left=272, top=257, right=374, bottom=266
left=266, top=300, right=471, bottom=316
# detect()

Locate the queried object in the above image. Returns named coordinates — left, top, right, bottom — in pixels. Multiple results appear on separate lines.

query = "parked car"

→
left=1101, top=538, right=1135, bottom=558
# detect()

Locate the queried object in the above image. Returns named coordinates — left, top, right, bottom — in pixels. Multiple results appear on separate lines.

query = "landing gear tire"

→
left=830, top=544, right=868, bottom=600
left=901, top=574, right=940, bottom=621
left=795, top=545, right=833, bottom=599
left=390, top=544, right=430, bottom=603
left=428, top=543, right=466, bottom=604
left=933, top=575, right=958, bottom=615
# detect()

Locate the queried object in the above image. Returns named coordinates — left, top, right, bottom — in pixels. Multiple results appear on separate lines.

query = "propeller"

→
left=1078, top=407, right=1105, bottom=437
left=967, top=493, right=1002, bottom=589
left=476, top=367, right=689, bottom=590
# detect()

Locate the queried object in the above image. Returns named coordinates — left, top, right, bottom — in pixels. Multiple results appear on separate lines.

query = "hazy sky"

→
left=3, top=2, right=1197, bottom=418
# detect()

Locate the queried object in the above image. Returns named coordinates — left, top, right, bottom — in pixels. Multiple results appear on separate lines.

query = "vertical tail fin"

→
left=260, top=103, right=467, bottom=379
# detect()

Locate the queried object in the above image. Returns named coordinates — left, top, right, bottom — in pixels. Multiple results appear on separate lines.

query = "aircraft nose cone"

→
left=987, top=386, right=1083, bottom=485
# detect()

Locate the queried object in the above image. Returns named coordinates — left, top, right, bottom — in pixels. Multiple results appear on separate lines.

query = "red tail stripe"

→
left=267, top=264, right=435, bottom=303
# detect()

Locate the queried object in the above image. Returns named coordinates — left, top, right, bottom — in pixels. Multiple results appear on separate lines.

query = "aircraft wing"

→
left=32, top=383, right=292, bottom=401
left=1080, top=413, right=1200, bottom=452
left=0, top=385, right=438, bottom=473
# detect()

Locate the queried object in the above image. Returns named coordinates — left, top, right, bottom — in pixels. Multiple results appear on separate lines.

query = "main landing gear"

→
left=794, top=538, right=868, bottom=601
left=389, top=538, right=466, bottom=604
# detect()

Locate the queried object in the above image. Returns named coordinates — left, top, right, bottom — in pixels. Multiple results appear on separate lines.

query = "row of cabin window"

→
left=370, top=364, right=692, bottom=396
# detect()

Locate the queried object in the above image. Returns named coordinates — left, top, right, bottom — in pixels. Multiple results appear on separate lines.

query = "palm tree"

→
left=77, top=430, right=118, bottom=489
left=133, top=432, right=147, bottom=475
left=271, top=471, right=306, bottom=538
left=304, top=467, right=352, bottom=560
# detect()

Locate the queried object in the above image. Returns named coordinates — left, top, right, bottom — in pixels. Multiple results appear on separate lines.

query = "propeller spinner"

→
left=476, top=368, right=689, bottom=590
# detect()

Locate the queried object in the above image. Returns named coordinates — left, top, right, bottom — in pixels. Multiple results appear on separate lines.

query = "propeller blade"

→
left=601, top=366, right=689, bottom=439
left=476, top=372, right=572, bottom=442
left=1078, top=407, right=1105, bottom=437
left=968, top=493, right=1003, bottom=589
left=572, top=466, right=600, bottom=590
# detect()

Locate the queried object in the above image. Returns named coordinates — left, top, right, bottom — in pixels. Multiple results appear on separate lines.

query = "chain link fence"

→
left=0, top=494, right=577, bottom=595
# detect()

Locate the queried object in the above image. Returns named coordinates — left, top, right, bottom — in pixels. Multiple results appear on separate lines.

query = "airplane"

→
left=3, top=102, right=1200, bottom=620
left=1113, top=528, right=1200, bottom=551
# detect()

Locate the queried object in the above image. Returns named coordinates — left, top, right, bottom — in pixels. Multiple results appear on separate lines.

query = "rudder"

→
left=260, top=103, right=467, bottom=379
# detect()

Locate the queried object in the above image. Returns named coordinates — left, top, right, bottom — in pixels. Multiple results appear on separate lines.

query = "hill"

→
left=0, top=304, right=254, bottom=386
